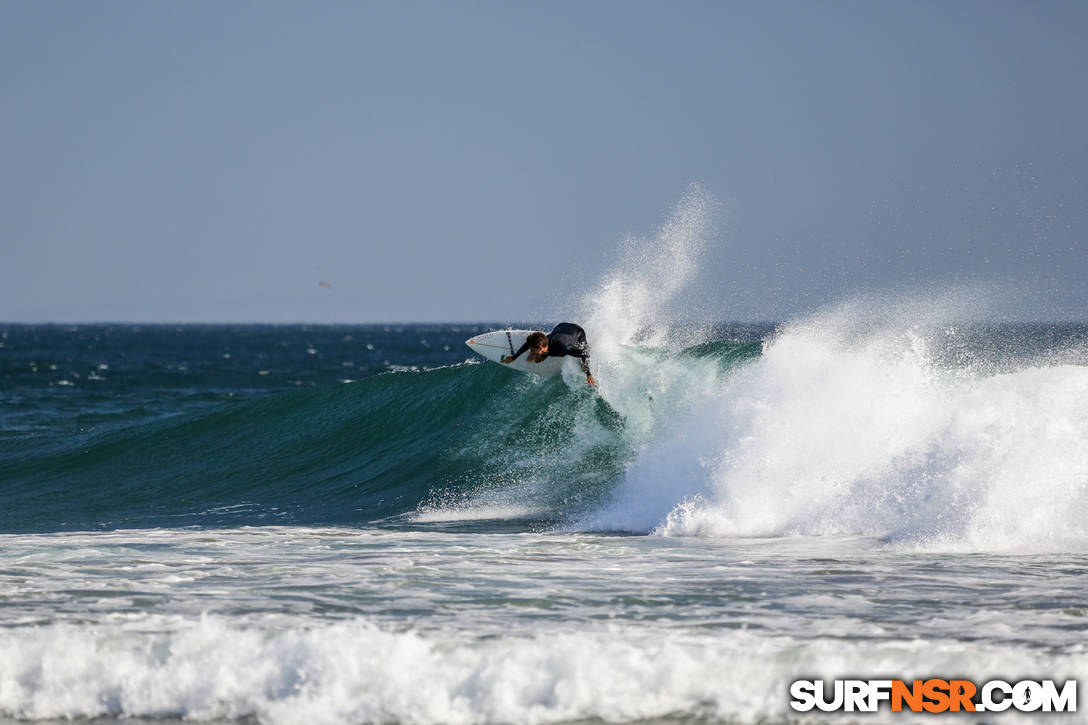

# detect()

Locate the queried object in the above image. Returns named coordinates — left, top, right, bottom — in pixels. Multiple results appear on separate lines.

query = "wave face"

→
left=0, top=321, right=762, bottom=533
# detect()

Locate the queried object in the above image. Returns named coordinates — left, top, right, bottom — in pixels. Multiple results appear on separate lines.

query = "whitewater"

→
left=2, top=190, right=1087, bottom=723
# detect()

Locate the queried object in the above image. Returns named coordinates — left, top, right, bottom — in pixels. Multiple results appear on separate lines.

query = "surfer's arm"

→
left=503, top=341, right=530, bottom=363
left=567, top=347, right=594, bottom=381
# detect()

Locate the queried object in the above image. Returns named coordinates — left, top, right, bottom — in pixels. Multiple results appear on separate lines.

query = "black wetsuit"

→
left=509, top=323, right=592, bottom=378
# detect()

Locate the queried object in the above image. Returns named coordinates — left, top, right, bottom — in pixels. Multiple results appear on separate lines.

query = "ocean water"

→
left=3, top=198, right=1088, bottom=724
left=3, top=320, right=1086, bottom=725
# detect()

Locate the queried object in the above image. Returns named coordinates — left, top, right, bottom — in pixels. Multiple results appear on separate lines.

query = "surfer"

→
left=503, top=322, right=597, bottom=387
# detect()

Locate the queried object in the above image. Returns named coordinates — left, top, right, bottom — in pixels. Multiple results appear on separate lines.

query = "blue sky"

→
left=2, top=0, right=1085, bottom=322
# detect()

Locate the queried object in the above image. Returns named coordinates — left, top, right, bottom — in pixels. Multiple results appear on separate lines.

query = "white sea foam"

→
left=1, top=616, right=1082, bottom=724
left=583, top=305, right=1088, bottom=552
left=2, top=527, right=1083, bottom=723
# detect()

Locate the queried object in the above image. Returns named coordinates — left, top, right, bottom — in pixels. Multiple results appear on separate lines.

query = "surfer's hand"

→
left=501, top=355, right=513, bottom=363
left=586, top=375, right=597, bottom=387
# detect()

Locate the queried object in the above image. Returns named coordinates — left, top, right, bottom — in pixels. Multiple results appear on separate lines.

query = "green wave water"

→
left=0, top=324, right=764, bottom=533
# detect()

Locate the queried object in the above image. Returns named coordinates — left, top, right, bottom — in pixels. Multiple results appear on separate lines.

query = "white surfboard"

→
left=465, top=329, right=565, bottom=377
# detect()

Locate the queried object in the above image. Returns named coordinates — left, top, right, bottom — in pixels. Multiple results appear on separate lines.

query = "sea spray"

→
left=577, top=185, right=724, bottom=440
left=412, top=375, right=630, bottom=525
left=584, top=299, right=1088, bottom=552
left=580, top=185, right=718, bottom=356
left=416, top=187, right=729, bottom=524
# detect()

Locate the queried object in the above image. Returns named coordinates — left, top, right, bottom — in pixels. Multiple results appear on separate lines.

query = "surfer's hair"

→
left=527, top=332, right=548, bottom=348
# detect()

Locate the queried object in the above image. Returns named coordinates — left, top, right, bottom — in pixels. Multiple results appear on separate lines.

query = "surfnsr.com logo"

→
left=790, top=679, right=1077, bottom=713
